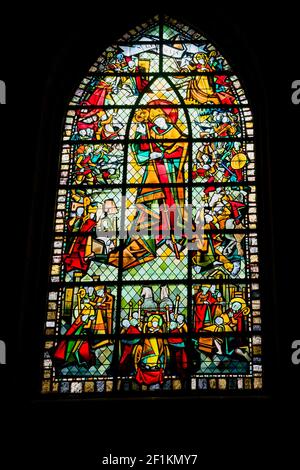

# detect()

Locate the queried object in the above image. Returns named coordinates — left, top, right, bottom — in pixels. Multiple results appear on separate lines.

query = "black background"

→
left=0, top=1, right=299, bottom=465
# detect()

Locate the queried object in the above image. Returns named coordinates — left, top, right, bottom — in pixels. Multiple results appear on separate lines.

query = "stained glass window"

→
left=41, top=15, right=262, bottom=396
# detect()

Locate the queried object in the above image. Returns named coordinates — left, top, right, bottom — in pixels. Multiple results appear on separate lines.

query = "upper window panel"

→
left=41, top=15, right=262, bottom=397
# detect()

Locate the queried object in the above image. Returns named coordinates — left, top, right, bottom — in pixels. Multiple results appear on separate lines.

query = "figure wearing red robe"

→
left=135, top=71, right=149, bottom=93
left=119, top=324, right=141, bottom=372
left=168, top=321, right=188, bottom=376
left=63, top=217, right=96, bottom=273
left=75, top=149, right=97, bottom=185
left=214, top=75, right=236, bottom=105
left=108, top=99, right=189, bottom=270
left=53, top=316, right=94, bottom=364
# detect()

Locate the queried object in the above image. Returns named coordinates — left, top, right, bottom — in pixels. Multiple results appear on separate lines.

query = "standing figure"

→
left=63, top=191, right=97, bottom=273
left=108, top=99, right=189, bottom=270
left=135, top=314, right=169, bottom=386
left=76, top=80, right=113, bottom=139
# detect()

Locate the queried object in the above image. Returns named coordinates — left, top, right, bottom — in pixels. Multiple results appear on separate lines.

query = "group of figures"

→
left=44, top=18, right=260, bottom=394
left=62, top=97, right=249, bottom=277
left=73, top=144, right=124, bottom=185
left=53, top=286, right=115, bottom=367
left=52, top=284, right=251, bottom=386
left=61, top=183, right=248, bottom=280
left=71, top=47, right=240, bottom=143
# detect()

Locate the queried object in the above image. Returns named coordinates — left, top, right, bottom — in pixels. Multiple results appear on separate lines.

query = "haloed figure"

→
left=108, top=99, right=189, bottom=270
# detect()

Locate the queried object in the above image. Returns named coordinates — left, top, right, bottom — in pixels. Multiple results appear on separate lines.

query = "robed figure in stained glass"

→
left=108, top=99, right=188, bottom=270
left=63, top=191, right=97, bottom=273
left=53, top=286, right=115, bottom=367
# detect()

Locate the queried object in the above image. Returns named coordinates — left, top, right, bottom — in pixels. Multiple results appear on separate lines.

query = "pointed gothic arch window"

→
left=41, top=15, right=262, bottom=396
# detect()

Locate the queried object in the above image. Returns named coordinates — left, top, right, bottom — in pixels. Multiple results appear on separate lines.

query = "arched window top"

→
left=42, top=15, right=262, bottom=396
left=69, top=16, right=247, bottom=107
